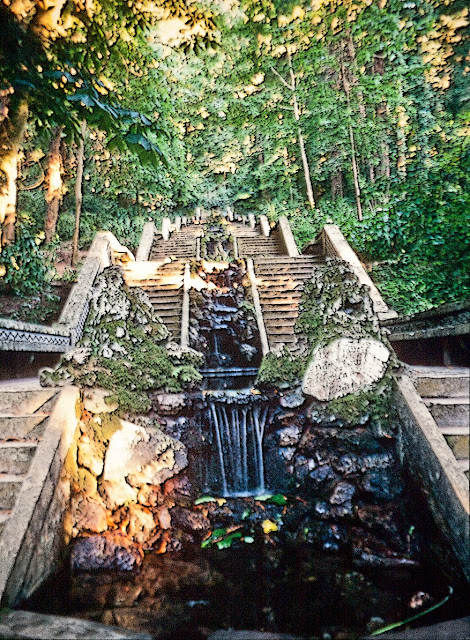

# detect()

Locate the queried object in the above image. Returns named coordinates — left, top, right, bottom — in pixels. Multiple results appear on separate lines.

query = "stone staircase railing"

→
left=0, top=232, right=135, bottom=353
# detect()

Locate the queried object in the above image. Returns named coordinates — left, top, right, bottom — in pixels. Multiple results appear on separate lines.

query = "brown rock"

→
left=137, top=484, right=162, bottom=507
left=72, top=495, right=108, bottom=533
left=83, top=388, right=119, bottom=414
left=71, top=533, right=143, bottom=571
left=103, top=420, right=188, bottom=489
left=157, top=506, right=172, bottom=530
left=171, top=507, right=210, bottom=532
left=77, top=467, right=98, bottom=497
left=100, top=479, right=138, bottom=510
left=127, top=504, right=157, bottom=547
left=302, top=338, right=389, bottom=400
left=154, top=393, right=186, bottom=415
left=77, top=431, right=104, bottom=477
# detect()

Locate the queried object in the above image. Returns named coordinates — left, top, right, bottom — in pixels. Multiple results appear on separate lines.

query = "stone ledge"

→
left=0, top=386, right=80, bottom=606
left=135, top=221, right=156, bottom=262
left=0, top=610, right=154, bottom=639
left=0, top=319, right=70, bottom=336
left=278, top=216, right=299, bottom=257
left=394, top=375, right=469, bottom=582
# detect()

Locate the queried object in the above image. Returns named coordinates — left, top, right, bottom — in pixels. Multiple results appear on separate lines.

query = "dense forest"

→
left=0, top=0, right=469, bottom=317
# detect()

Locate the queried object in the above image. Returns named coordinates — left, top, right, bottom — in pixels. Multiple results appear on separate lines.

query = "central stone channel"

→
left=189, top=254, right=265, bottom=496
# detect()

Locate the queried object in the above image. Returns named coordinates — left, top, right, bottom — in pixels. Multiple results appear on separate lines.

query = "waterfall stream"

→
left=208, top=399, right=268, bottom=497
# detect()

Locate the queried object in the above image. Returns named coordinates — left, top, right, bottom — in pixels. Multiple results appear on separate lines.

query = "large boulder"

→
left=103, top=420, right=188, bottom=489
left=302, top=338, right=390, bottom=401
left=71, top=533, right=143, bottom=571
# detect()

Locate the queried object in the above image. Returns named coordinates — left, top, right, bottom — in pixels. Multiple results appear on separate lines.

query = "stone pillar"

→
left=259, top=215, right=270, bottom=237
left=161, top=218, right=171, bottom=241
left=278, top=216, right=299, bottom=257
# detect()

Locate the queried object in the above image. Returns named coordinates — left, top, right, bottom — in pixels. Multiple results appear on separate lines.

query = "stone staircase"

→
left=254, top=250, right=325, bottom=351
left=150, top=227, right=201, bottom=261
left=412, top=366, right=469, bottom=477
left=234, top=225, right=286, bottom=258
left=0, top=382, right=59, bottom=537
left=125, top=261, right=186, bottom=341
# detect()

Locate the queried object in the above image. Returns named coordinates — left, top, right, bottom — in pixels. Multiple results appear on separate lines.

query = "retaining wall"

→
left=0, top=386, right=80, bottom=606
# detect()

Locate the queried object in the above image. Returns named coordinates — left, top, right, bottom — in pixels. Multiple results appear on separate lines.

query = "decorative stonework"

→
left=302, top=338, right=390, bottom=401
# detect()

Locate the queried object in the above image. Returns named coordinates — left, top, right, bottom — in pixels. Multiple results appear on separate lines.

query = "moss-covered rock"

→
left=296, top=258, right=382, bottom=350
left=41, top=267, right=203, bottom=414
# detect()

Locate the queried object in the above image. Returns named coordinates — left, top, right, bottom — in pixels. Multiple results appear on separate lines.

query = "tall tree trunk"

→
left=287, top=51, right=316, bottom=210
left=340, top=61, right=363, bottom=221
left=72, top=121, right=86, bottom=267
left=0, top=99, right=29, bottom=247
left=44, top=126, right=63, bottom=243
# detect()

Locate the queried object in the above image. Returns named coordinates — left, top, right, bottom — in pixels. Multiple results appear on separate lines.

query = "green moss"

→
left=94, top=414, right=122, bottom=444
left=77, top=467, right=98, bottom=496
left=327, top=375, right=396, bottom=426
left=256, top=348, right=306, bottom=388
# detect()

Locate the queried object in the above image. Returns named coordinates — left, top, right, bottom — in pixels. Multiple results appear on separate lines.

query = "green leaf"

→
left=254, top=494, right=287, bottom=506
left=216, top=532, right=242, bottom=549
left=194, top=496, right=217, bottom=505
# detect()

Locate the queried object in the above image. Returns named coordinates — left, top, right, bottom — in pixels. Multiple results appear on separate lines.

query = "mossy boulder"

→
left=41, top=267, right=202, bottom=413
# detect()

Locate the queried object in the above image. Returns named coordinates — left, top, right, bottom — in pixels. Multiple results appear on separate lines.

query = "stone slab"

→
left=362, top=616, right=470, bottom=639
left=0, top=416, right=48, bottom=441
left=0, top=610, right=153, bottom=639
left=302, top=338, right=390, bottom=401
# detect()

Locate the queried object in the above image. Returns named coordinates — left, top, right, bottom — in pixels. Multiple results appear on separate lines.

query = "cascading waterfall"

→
left=208, top=398, right=268, bottom=497
left=189, top=216, right=267, bottom=496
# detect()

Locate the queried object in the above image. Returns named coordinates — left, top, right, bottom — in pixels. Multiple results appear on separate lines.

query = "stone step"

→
left=261, top=304, right=300, bottom=313
left=263, top=311, right=299, bottom=320
left=270, top=335, right=296, bottom=343
left=443, top=434, right=469, bottom=460
left=255, top=256, right=320, bottom=263
left=0, top=474, right=25, bottom=510
left=439, top=425, right=469, bottom=435
left=423, top=398, right=469, bottom=428
left=144, top=289, right=183, bottom=298
left=136, top=281, right=183, bottom=289
left=151, top=309, right=182, bottom=318
left=267, top=328, right=298, bottom=336
left=0, top=415, right=47, bottom=441
left=414, top=367, right=469, bottom=398
left=257, top=275, right=309, bottom=282
left=151, top=305, right=182, bottom=316
left=254, top=262, right=318, bottom=270
left=0, top=441, right=37, bottom=474
left=0, top=389, right=57, bottom=416
left=260, top=290, right=302, bottom=299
